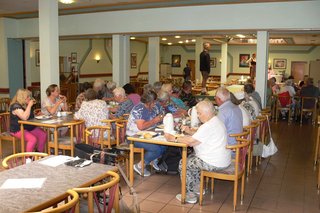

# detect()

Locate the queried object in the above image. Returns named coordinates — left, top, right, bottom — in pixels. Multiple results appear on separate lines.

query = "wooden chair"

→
left=115, top=120, right=145, bottom=177
left=2, top=152, right=48, bottom=169
left=85, top=125, right=114, bottom=149
left=0, top=97, right=10, bottom=113
left=243, top=120, right=259, bottom=176
left=199, top=132, right=250, bottom=211
left=47, top=120, right=85, bottom=156
left=0, top=112, right=20, bottom=158
left=32, top=189, right=80, bottom=213
left=275, top=92, right=292, bottom=124
left=73, top=171, right=120, bottom=213
left=300, top=97, right=318, bottom=125
left=254, top=115, right=268, bottom=166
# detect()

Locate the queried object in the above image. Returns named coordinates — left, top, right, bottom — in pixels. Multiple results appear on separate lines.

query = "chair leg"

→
left=300, top=111, right=303, bottom=125
left=315, top=126, right=320, bottom=166
left=276, top=108, right=279, bottom=123
left=211, top=178, right=214, bottom=194
left=12, top=138, right=16, bottom=154
left=288, top=109, right=291, bottom=125
left=141, top=151, right=144, bottom=177
left=247, top=150, right=251, bottom=178
left=205, top=176, right=209, bottom=190
left=199, top=172, right=204, bottom=206
left=241, top=175, right=245, bottom=205
left=233, top=180, right=238, bottom=211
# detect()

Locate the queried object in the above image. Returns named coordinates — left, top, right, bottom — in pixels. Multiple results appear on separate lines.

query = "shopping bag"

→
left=262, top=137, right=278, bottom=158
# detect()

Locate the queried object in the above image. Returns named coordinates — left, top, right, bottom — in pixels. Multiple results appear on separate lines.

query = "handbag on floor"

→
left=262, top=115, right=278, bottom=158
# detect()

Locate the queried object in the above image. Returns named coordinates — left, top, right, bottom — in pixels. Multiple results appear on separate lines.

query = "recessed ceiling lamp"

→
left=59, top=0, right=74, bottom=4
left=175, top=36, right=181, bottom=38
left=168, top=42, right=172, bottom=45
left=191, top=39, right=196, bottom=42
left=236, top=34, right=246, bottom=38
left=185, top=40, right=189, bottom=43
left=130, top=37, right=136, bottom=40
left=178, top=41, right=183, bottom=44
left=161, top=38, right=167, bottom=41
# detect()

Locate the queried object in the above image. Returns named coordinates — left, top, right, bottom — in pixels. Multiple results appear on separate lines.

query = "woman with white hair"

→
left=109, top=87, right=134, bottom=119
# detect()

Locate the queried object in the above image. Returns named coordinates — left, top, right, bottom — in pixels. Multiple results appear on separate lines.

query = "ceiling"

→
left=0, top=0, right=319, bottom=45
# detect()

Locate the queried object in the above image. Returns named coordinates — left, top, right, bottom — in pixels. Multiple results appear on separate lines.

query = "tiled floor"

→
left=1, top=120, right=320, bottom=212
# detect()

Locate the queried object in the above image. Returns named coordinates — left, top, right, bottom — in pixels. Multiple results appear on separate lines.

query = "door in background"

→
left=188, top=60, right=195, bottom=81
left=291, top=61, right=307, bottom=84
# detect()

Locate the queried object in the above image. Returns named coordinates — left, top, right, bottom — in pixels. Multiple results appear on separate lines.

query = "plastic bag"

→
left=262, top=137, right=278, bottom=158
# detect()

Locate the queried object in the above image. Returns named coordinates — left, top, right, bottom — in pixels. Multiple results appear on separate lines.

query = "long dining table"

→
left=0, top=155, right=117, bottom=212
left=18, top=114, right=83, bottom=155
left=127, top=133, right=188, bottom=204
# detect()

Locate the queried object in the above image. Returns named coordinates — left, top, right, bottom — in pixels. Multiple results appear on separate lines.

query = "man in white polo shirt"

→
left=165, top=100, right=231, bottom=204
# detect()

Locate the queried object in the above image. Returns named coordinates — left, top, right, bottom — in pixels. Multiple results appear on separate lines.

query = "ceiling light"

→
left=178, top=41, right=183, bottom=44
left=185, top=40, right=189, bottom=43
left=175, top=36, right=181, bottom=38
left=130, top=37, right=136, bottom=40
left=236, top=34, right=246, bottom=38
left=59, top=0, right=74, bottom=4
left=191, top=39, right=196, bottom=42
left=168, top=42, right=172, bottom=45
left=161, top=38, right=167, bottom=41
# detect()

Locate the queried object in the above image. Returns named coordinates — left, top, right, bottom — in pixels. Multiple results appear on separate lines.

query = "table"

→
left=18, top=114, right=83, bottom=155
left=127, top=134, right=188, bottom=204
left=0, top=155, right=117, bottom=212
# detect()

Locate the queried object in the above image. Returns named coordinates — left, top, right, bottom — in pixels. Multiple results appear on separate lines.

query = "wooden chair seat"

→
left=0, top=112, right=20, bottom=158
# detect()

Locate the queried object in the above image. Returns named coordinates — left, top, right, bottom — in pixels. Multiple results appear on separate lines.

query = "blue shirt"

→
left=217, top=100, right=243, bottom=145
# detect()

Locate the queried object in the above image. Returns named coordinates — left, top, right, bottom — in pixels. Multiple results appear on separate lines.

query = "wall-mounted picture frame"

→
left=131, top=53, right=137, bottom=68
left=171, top=55, right=181, bottom=67
left=239, top=54, right=250, bottom=67
left=273, top=58, right=287, bottom=69
left=35, top=49, right=40, bottom=67
left=210, top=58, right=217, bottom=68
left=71, top=52, right=77, bottom=63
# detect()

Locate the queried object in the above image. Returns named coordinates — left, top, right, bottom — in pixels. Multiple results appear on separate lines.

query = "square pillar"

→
left=148, top=37, right=160, bottom=84
left=112, top=35, right=130, bottom=86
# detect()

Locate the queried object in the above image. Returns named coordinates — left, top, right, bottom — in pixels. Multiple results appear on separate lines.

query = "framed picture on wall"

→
left=35, top=49, right=40, bottom=67
left=210, top=58, right=217, bottom=68
left=171, top=55, right=181, bottom=67
left=273, top=58, right=287, bottom=69
left=131, top=53, right=137, bottom=68
left=71, top=52, right=77, bottom=63
left=239, top=54, right=250, bottom=67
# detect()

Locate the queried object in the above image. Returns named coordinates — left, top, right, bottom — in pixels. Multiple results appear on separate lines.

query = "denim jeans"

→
left=134, top=142, right=167, bottom=165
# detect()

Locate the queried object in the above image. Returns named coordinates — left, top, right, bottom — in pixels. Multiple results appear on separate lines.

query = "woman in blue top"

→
left=126, top=91, right=166, bottom=177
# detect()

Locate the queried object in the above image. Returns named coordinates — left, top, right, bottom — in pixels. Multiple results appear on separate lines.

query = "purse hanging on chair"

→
left=262, top=115, right=278, bottom=158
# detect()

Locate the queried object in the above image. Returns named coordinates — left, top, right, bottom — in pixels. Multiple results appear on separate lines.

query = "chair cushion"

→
left=214, top=162, right=235, bottom=175
left=0, top=131, right=13, bottom=137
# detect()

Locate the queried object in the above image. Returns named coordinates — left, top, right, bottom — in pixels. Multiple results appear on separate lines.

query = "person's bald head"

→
left=215, top=87, right=230, bottom=106
left=196, top=100, right=216, bottom=123
left=203, top=42, right=211, bottom=51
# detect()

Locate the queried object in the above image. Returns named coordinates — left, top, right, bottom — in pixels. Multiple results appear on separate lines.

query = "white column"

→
left=221, top=43, right=228, bottom=84
left=256, top=31, right=269, bottom=108
left=148, top=37, right=160, bottom=84
left=112, top=35, right=130, bottom=86
left=39, top=0, right=59, bottom=101
left=195, top=37, right=203, bottom=83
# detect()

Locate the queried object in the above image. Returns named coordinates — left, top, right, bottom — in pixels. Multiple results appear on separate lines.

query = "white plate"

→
left=136, top=131, right=157, bottom=136
left=35, top=115, right=52, bottom=120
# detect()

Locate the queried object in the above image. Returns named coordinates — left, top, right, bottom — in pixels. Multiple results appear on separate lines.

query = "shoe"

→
left=134, top=163, right=151, bottom=177
left=176, top=193, right=197, bottom=204
left=152, top=159, right=161, bottom=171
left=193, top=185, right=206, bottom=196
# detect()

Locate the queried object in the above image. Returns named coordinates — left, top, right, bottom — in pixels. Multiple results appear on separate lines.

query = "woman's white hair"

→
left=93, top=78, right=105, bottom=89
left=113, top=87, right=126, bottom=97
left=157, top=90, right=169, bottom=101
left=106, top=81, right=117, bottom=90
left=215, top=87, right=230, bottom=102
left=196, top=100, right=216, bottom=116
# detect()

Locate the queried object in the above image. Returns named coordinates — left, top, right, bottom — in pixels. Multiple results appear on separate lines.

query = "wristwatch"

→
left=174, top=136, right=178, bottom=143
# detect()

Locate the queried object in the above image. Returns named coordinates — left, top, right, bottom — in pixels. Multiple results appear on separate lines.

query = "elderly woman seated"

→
left=109, top=87, right=134, bottom=119
left=162, top=83, right=188, bottom=110
left=157, top=90, right=187, bottom=117
left=126, top=91, right=166, bottom=177
left=164, top=100, right=231, bottom=204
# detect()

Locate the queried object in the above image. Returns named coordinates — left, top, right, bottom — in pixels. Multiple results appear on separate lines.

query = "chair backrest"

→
left=34, top=189, right=79, bottom=213
left=244, top=120, right=259, bottom=151
left=301, top=96, right=318, bottom=110
left=73, top=171, right=120, bottom=213
left=85, top=125, right=111, bottom=149
left=256, top=115, right=268, bottom=144
left=0, top=112, right=10, bottom=133
left=228, top=131, right=250, bottom=176
left=0, top=97, right=10, bottom=113
left=2, top=152, right=49, bottom=169
left=277, top=91, right=291, bottom=107
left=115, top=119, right=128, bottom=146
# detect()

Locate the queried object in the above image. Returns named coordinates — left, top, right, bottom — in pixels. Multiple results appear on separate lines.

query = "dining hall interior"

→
left=0, top=0, right=320, bottom=212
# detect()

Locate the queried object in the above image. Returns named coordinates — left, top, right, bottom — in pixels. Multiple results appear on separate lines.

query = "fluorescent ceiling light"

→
left=59, top=0, right=74, bottom=4
left=161, top=38, right=167, bottom=41
left=130, top=37, right=136, bottom=40
left=185, top=40, right=189, bottom=43
left=168, top=42, right=172, bottom=45
left=236, top=34, right=246, bottom=38
left=191, top=39, right=196, bottom=42
left=178, top=41, right=183, bottom=44
left=175, top=36, right=181, bottom=38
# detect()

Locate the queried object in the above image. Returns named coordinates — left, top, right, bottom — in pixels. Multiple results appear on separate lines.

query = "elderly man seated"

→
left=215, top=87, right=243, bottom=146
left=165, top=100, right=231, bottom=204
left=109, top=87, right=134, bottom=119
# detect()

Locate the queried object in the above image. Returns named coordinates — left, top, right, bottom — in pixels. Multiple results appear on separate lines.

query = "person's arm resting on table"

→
left=136, top=115, right=163, bottom=131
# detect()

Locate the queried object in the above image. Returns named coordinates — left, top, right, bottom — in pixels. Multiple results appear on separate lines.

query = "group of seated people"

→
left=9, top=77, right=264, bottom=204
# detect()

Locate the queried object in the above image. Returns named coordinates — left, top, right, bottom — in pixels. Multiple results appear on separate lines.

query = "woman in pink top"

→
left=123, top=83, right=141, bottom=106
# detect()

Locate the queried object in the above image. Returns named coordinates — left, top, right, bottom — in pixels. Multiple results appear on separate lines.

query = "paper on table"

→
left=152, top=135, right=167, bottom=142
left=41, top=119, right=58, bottom=124
left=39, top=155, right=73, bottom=167
left=0, top=178, right=46, bottom=189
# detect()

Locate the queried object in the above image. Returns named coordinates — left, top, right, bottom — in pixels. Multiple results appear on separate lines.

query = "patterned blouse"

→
left=126, top=102, right=164, bottom=136
left=180, top=91, right=197, bottom=108
left=241, top=101, right=256, bottom=120
left=113, top=99, right=134, bottom=118
left=75, top=92, right=86, bottom=111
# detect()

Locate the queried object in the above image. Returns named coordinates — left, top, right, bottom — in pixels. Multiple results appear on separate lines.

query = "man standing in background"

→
left=183, top=63, right=191, bottom=81
left=200, top=42, right=211, bottom=95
